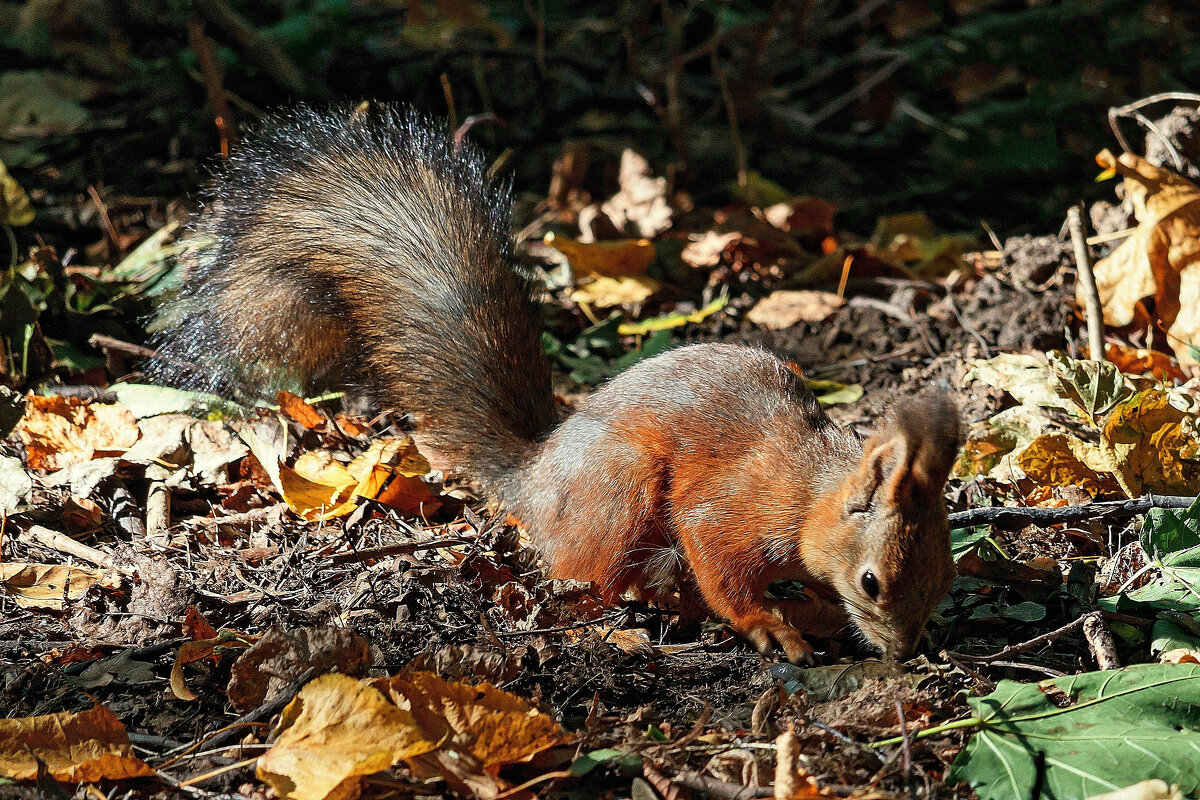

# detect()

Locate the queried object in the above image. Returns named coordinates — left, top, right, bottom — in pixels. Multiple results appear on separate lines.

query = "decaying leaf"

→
left=1085, top=150, right=1200, bottom=364
left=243, top=426, right=437, bottom=520
left=229, top=627, right=371, bottom=713
left=257, top=674, right=439, bottom=800
left=1017, top=433, right=1121, bottom=498
left=0, top=563, right=120, bottom=610
left=0, top=454, right=32, bottom=513
left=18, top=395, right=140, bottom=471
left=0, top=703, right=155, bottom=782
left=545, top=233, right=656, bottom=278
left=746, top=290, right=845, bottom=329
left=1104, top=344, right=1187, bottom=383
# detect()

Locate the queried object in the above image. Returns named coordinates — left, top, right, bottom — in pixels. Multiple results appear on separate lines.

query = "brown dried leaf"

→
left=598, top=149, right=672, bottom=238
left=0, top=704, right=154, bottom=782
left=546, top=233, right=656, bottom=278
left=278, top=391, right=325, bottom=429
left=229, top=627, right=371, bottom=713
left=1102, top=390, right=1200, bottom=496
left=0, top=563, right=119, bottom=610
left=18, top=395, right=140, bottom=471
left=746, top=290, right=845, bottom=329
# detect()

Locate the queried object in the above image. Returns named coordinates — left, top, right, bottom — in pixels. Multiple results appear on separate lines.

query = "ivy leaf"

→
left=948, top=664, right=1200, bottom=800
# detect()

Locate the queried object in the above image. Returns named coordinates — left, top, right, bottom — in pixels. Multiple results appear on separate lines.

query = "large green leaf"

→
left=948, top=664, right=1200, bottom=800
left=1101, top=497, right=1200, bottom=615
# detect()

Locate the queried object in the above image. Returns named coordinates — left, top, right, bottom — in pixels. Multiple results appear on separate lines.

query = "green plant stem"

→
left=872, top=715, right=983, bottom=748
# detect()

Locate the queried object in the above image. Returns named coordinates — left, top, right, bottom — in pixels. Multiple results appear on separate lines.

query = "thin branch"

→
left=948, top=494, right=1196, bottom=529
left=944, top=611, right=1097, bottom=664
left=1067, top=204, right=1104, bottom=360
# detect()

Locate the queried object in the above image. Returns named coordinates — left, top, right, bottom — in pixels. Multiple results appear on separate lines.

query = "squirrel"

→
left=153, top=105, right=963, bottom=663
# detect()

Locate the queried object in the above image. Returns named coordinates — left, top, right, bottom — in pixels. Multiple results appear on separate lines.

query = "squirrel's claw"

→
left=745, top=622, right=815, bottom=665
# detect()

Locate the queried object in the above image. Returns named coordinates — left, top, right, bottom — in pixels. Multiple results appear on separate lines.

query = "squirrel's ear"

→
left=848, top=389, right=961, bottom=511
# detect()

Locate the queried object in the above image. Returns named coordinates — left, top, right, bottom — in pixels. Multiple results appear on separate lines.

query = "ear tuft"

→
left=884, top=388, right=962, bottom=494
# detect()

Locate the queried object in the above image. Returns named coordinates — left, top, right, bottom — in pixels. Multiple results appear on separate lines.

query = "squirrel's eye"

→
left=860, top=570, right=880, bottom=600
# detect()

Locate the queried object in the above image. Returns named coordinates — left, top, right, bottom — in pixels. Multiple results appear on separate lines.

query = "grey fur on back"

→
left=150, top=104, right=556, bottom=492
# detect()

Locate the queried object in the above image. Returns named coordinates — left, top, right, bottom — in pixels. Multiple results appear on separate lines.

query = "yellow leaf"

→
left=618, top=294, right=728, bottom=335
left=544, top=233, right=656, bottom=277
left=257, top=674, right=438, bottom=800
left=0, top=563, right=119, bottom=610
left=1016, top=433, right=1121, bottom=498
left=1102, top=390, right=1200, bottom=496
left=0, top=159, right=34, bottom=226
left=17, top=395, right=140, bottom=471
left=0, top=704, right=154, bottom=782
left=570, top=275, right=659, bottom=308
left=294, top=451, right=356, bottom=487
left=372, top=671, right=571, bottom=774
left=1087, top=149, right=1200, bottom=364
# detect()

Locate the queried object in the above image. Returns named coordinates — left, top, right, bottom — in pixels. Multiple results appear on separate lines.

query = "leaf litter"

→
left=5, top=101, right=1200, bottom=800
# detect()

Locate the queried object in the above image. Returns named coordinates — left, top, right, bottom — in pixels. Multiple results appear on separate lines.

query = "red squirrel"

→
left=154, top=105, right=962, bottom=663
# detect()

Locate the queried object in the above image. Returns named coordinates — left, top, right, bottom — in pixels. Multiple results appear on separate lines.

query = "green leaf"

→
left=804, top=378, right=863, bottom=407
left=569, top=748, right=642, bottom=777
left=951, top=526, right=990, bottom=558
left=1116, top=498, right=1200, bottom=614
left=1047, top=351, right=1133, bottom=424
left=948, top=664, right=1200, bottom=800
left=1001, top=601, right=1047, bottom=622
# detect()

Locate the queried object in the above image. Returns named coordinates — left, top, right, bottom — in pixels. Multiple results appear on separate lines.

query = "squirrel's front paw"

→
left=742, top=621, right=814, bottom=665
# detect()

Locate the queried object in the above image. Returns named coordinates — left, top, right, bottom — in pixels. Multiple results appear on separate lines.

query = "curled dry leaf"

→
left=1105, top=344, right=1187, bottom=383
left=0, top=157, right=34, bottom=226
left=1086, top=149, right=1200, bottom=365
left=257, top=674, right=439, bottom=800
left=18, top=395, right=140, bottom=471
left=1102, top=390, right=1200, bottom=497
left=681, top=231, right=742, bottom=269
left=243, top=427, right=437, bottom=521
left=0, top=703, right=154, bottom=782
left=278, top=391, right=325, bottom=429
left=598, top=149, right=673, bottom=238
left=570, top=274, right=660, bottom=308
left=0, top=563, right=120, bottom=610
left=747, top=290, right=845, bottom=329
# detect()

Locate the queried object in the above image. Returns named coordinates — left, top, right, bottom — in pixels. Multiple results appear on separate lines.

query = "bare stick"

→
left=894, top=700, right=916, bottom=800
left=774, top=729, right=798, bottom=800
left=193, top=0, right=309, bottom=95
left=145, top=481, right=171, bottom=550
left=1068, top=204, right=1105, bottom=360
left=948, top=494, right=1196, bottom=529
left=1108, top=92, right=1200, bottom=159
left=19, top=525, right=135, bottom=575
left=1083, top=613, right=1121, bottom=669
left=945, top=611, right=1097, bottom=664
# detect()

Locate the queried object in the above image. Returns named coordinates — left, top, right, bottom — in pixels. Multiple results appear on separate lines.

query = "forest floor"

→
left=3, top=84, right=1200, bottom=800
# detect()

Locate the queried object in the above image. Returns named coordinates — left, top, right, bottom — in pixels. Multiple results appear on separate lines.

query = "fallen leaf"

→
left=18, top=395, right=140, bottom=471
left=0, top=563, right=120, bottom=610
left=1102, top=390, right=1200, bottom=496
left=1104, top=344, right=1187, bottom=383
left=681, top=231, right=742, bottom=269
left=747, top=290, right=845, bottom=329
left=257, top=674, right=438, bottom=800
left=0, top=454, right=32, bottom=512
left=763, top=196, right=837, bottom=237
left=1086, top=149, right=1200, bottom=365
left=0, top=158, right=34, bottom=226
left=545, top=233, right=656, bottom=278
left=372, top=670, right=572, bottom=773
left=570, top=275, right=660, bottom=308
left=598, top=149, right=672, bottom=238
left=617, top=295, right=728, bottom=336
left=279, top=391, right=325, bottom=429
left=1017, top=434, right=1121, bottom=498
left=229, top=627, right=371, bottom=713
left=0, top=704, right=155, bottom=782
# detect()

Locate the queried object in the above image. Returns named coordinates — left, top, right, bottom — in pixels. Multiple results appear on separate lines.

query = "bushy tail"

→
left=150, top=104, right=556, bottom=495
